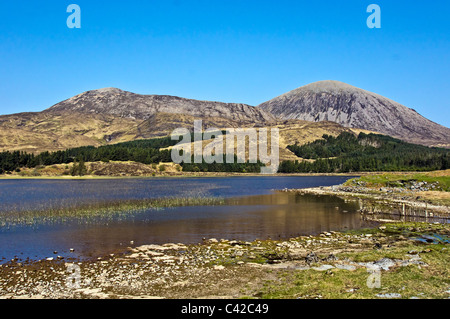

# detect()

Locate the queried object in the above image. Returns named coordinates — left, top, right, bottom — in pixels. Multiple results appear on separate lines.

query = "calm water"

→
left=0, top=176, right=374, bottom=262
left=0, top=176, right=354, bottom=212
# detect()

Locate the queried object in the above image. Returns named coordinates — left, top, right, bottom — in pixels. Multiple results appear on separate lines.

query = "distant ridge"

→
left=0, top=81, right=449, bottom=154
left=47, top=88, right=274, bottom=124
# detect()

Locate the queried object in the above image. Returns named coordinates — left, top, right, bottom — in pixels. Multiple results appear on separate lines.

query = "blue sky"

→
left=0, top=0, right=449, bottom=127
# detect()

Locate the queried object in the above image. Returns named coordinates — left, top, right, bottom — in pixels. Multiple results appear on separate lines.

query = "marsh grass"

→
left=0, top=196, right=225, bottom=228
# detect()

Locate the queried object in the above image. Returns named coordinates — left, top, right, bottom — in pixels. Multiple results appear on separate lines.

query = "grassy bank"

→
left=340, top=170, right=450, bottom=207
left=255, top=222, right=450, bottom=299
left=344, top=170, right=450, bottom=191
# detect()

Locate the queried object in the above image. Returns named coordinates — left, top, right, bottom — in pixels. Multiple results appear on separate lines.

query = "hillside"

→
left=1, top=82, right=449, bottom=155
left=46, top=87, right=274, bottom=123
left=2, top=128, right=448, bottom=176
left=259, top=81, right=450, bottom=148
left=280, top=132, right=450, bottom=173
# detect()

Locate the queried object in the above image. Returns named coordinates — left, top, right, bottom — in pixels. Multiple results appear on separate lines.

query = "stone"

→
left=374, top=242, right=382, bottom=249
left=312, top=265, right=335, bottom=271
left=323, top=254, right=338, bottom=262
left=213, top=265, right=225, bottom=270
left=335, top=264, right=357, bottom=271
left=305, top=252, right=320, bottom=264
left=373, top=258, right=396, bottom=270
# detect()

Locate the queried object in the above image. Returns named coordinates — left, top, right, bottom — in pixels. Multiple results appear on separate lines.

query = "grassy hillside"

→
left=2, top=130, right=449, bottom=175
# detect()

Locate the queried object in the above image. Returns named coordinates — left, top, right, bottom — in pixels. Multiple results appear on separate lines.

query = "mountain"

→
left=1, top=82, right=449, bottom=154
left=0, top=88, right=274, bottom=153
left=47, top=87, right=274, bottom=123
left=258, top=80, right=450, bottom=148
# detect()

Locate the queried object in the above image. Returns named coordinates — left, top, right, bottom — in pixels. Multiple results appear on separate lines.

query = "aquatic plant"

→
left=0, top=196, right=225, bottom=228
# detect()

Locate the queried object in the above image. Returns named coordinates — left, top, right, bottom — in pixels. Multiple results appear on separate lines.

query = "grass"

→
left=259, top=255, right=449, bottom=299
left=0, top=196, right=225, bottom=228
left=345, top=171, right=450, bottom=191
left=342, top=171, right=450, bottom=206
left=253, top=222, right=450, bottom=299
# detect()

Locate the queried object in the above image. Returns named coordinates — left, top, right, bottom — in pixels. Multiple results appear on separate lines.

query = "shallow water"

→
left=0, top=176, right=372, bottom=262
left=0, top=176, right=353, bottom=212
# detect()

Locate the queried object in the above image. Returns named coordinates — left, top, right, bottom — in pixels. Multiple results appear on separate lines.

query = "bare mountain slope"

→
left=47, top=87, right=274, bottom=123
left=0, top=88, right=276, bottom=153
left=259, top=81, right=450, bottom=147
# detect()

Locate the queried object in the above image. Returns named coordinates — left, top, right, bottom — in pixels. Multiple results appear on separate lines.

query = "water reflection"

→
left=0, top=176, right=355, bottom=212
left=0, top=192, right=377, bottom=262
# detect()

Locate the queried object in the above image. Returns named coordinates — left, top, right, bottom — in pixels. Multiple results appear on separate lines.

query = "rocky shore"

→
left=287, top=184, right=450, bottom=219
left=1, top=222, right=449, bottom=299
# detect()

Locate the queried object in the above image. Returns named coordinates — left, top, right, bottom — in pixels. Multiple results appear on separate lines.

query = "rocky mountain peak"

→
left=259, top=81, right=450, bottom=147
left=47, top=88, right=274, bottom=123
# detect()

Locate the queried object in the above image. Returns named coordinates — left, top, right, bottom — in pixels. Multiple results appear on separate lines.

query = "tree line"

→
left=0, top=136, right=177, bottom=174
left=0, top=133, right=262, bottom=174
left=280, top=132, right=450, bottom=173
left=1, top=131, right=449, bottom=175
left=181, top=155, right=265, bottom=173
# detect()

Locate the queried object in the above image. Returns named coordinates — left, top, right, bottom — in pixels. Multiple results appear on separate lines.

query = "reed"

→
left=0, top=196, right=225, bottom=228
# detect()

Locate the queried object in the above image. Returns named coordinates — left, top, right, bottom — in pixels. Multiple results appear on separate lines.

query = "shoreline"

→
left=0, top=172, right=362, bottom=180
left=1, top=221, right=448, bottom=299
left=285, top=185, right=450, bottom=218
left=1, top=168, right=446, bottom=180
left=2, top=171, right=428, bottom=180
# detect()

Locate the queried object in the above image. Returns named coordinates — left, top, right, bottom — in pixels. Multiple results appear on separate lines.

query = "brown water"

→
left=0, top=192, right=378, bottom=262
